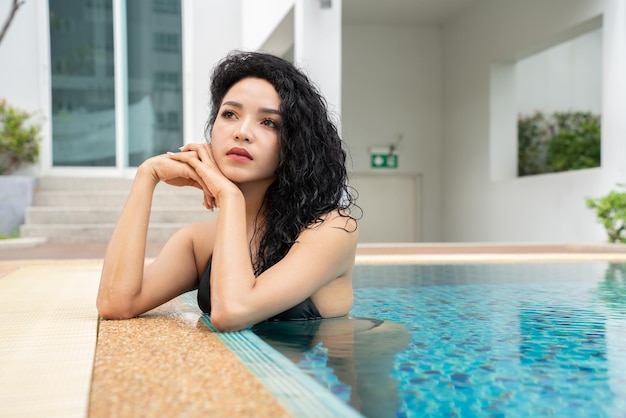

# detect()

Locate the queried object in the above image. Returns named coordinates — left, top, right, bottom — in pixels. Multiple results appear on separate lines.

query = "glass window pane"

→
left=49, top=0, right=116, bottom=167
left=127, top=0, right=183, bottom=167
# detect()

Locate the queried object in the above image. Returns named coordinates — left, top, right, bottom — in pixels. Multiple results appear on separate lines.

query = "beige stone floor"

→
left=90, top=297, right=291, bottom=418
left=3, top=241, right=626, bottom=417
left=0, top=253, right=292, bottom=417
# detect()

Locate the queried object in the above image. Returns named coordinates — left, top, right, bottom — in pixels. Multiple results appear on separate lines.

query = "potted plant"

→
left=0, top=99, right=42, bottom=237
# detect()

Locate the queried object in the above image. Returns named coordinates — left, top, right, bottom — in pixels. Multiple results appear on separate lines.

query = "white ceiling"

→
left=342, top=0, right=477, bottom=25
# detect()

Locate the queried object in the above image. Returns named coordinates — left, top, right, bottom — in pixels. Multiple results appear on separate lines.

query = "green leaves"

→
left=518, top=111, right=551, bottom=176
left=586, top=187, right=626, bottom=243
left=547, top=112, right=601, bottom=172
left=518, top=111, right=600, bottom=176
left=0, top=100, right=42, bottom=175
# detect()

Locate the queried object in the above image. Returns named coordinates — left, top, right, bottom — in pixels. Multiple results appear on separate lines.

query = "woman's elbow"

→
left=96, top=296, right=136, bottom=320
left=209, top=305, right=249, bottom=332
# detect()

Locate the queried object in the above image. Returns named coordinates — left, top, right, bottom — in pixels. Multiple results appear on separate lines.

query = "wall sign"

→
left=370, top=152, right=398, bottom=169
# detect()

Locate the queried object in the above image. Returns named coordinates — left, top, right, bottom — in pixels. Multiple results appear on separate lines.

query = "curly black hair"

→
left=205, top=50, right=358, bottom=275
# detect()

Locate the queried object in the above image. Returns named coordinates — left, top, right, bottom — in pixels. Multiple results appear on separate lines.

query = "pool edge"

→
left=179, top=293, right=363, bottom=418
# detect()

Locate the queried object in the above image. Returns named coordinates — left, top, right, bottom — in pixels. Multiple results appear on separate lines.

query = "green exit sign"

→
left=370, top=153, right=398, bottom=169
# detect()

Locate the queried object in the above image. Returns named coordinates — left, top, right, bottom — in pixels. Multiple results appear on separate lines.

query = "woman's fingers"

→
left=174, top=142, right=240, bottom=210
left=168, top=148, right=207, bottom=176
left=169, top=144, right=225, bottom=189
left=159, top=154, right=203, bottom=187
left=150, top=151, right=216, bottom=210
left=179, top=143, right=216, bottom=168
left=167, top=146, right=220, bottom=210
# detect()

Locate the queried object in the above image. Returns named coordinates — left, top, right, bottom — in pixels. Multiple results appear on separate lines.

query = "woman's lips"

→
left=226, top=147, right=253, bottom=161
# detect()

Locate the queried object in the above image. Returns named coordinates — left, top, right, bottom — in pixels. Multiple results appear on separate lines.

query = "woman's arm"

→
left=210, top=208, right=358, bottom=331
left=97, top=155, right=212, bottom=319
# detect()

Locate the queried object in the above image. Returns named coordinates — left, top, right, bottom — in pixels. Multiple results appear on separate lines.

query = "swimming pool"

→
left=252, top=261, right=626, bottom=417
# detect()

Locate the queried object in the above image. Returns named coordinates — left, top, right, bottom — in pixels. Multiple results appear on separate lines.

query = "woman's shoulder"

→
left=298, top=210, right=359, bottom=249
left=318, top=209, right=359, bottom=235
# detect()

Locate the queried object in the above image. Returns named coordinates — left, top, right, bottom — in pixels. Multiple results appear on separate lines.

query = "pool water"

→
left=252, top=262, right=626, bottom=417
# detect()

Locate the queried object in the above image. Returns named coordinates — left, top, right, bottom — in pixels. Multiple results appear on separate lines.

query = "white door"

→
left=349, top=174, right=421, bottom=243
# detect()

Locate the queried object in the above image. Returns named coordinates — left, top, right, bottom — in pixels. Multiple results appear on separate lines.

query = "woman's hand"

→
left=141, top=151, right=217, bottom=210
left=167, top=143, right=240, bottom=210
left=142, top=152, right=203, bottom=188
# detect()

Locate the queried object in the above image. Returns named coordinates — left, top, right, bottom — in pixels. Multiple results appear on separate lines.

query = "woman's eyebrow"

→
left=222, top=100, right=280, bottom=116
left=259, top=107, right=281, bottom=116
left=222, top=100, right=242, bottom=108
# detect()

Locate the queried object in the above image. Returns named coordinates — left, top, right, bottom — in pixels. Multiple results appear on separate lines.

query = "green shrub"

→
left=518, top=111, right=552, bottom=176
left=586, top=187, right=626, bottom=243
left=547, top=112, right=601, bottom=172
left=518, top=110, right=600, bottom=177
left=0, top=99, right=42, bottom=175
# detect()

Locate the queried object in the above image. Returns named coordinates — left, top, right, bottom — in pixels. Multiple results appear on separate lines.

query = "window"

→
left=127, top=1, right=183, bottom=166
left=49, top=0, right=183, bottom=168
left=49, top=0, right=116, bottom=166
left=153, top=32, right=181, bottom=53
left=153, top=0, right=179, bottom=14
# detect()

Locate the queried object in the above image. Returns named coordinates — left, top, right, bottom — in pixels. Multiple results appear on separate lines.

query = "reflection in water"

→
left=520, top=306, right=606, bottom=368
left=252, top=317, right=411, bottom=417
left=520, top=305, right=607, bottom=367
left=596, top=263, right=626, bottom=313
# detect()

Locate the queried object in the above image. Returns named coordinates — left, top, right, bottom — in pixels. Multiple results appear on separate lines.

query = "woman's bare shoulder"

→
left=294, top=210, right=359, bottom=264
left=314, top=210, right=359, bottom=239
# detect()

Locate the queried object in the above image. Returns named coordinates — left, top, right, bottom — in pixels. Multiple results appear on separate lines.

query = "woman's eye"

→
left=262, top=118, right=279, bottom=129
left=221, top=110, right=236, bottom=119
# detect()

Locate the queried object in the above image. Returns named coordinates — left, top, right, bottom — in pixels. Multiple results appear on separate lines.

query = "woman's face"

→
left=211, top=77, right=282, bottom=187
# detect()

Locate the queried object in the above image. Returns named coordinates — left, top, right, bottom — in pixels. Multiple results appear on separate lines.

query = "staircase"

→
left=20, top=177, right=216, bottom=243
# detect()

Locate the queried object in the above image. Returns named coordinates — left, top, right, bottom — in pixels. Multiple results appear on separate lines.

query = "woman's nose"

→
left=234, top=119, right=252, bottom=142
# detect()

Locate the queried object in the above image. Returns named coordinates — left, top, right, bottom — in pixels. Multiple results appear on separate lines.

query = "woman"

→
left=97, top=51, right=359, bottom=331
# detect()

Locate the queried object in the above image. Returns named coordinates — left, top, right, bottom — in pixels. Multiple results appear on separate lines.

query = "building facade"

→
left=1, top=0, right=625, bottom=243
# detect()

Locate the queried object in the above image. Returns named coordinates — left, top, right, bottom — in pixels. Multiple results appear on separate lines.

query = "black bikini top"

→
left=197, top=257, right=322, bottom=322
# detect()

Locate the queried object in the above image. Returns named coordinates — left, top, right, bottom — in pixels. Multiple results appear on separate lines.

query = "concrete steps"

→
left=20, top=177, right=216, bottom=243
left=25, top=207, right=208, bottom=224
left=32, top=190, right=204, bottom=207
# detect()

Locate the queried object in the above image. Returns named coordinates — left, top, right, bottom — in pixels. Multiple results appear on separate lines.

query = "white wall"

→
left=240, top=0, right=342, bottom=119
left=0, top=0, right=42, bottom=116
left=516, top=27, right=603, bottom=115
left=293, top=0, right=342, bottom=117
left=184, top=0, right=243, bottom=143
left=342, top=24, right=442, bottom=241
left=441, top=0, right=626, bottom=243
left=241, top=0, right=293, bottom=51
